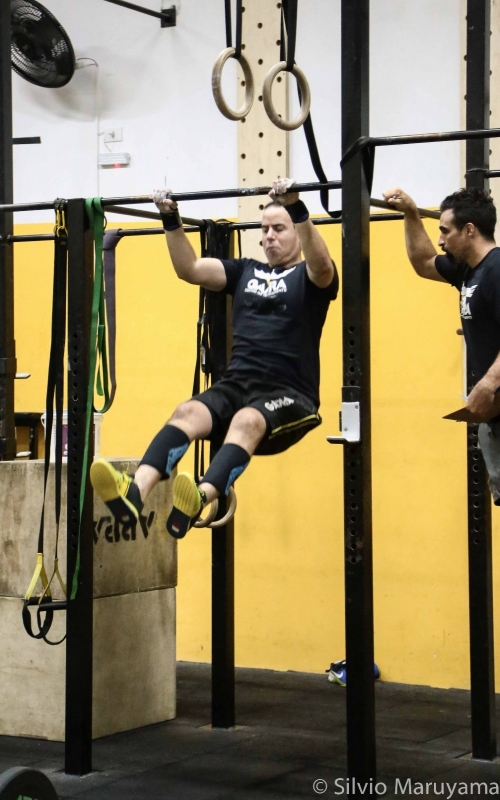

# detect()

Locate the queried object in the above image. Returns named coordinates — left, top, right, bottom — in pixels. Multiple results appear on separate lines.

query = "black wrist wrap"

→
left=285, top=199, right=309, bottom=224
left=160, top=210, right=182, bottom=231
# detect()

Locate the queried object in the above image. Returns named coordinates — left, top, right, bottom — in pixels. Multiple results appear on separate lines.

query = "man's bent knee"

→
left=169, top=400, right=213, bottom=439
left=225, top=407, right=267, bottom=453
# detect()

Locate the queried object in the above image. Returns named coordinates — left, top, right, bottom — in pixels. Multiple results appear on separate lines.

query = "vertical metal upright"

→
left=65, top=199, right=95, bottom=775
left=0, top=4, right=17, bottom=461
left=207, top=226, right=235, bottom=728
left=341, top=0, right=376, bottom=783
left=465, top=0, right=497, bottom=761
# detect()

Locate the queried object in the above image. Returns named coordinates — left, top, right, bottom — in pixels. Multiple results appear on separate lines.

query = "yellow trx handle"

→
left=24, top=553, right=52, bottom=603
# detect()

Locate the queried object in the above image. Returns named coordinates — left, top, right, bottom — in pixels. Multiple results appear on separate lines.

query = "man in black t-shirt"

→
left=382, top=185, right=500, bottom=503
left=90, top=179, right=339, bottom=537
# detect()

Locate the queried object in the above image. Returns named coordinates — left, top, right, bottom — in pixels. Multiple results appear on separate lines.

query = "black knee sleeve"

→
left=202, top=443, right=250, bottom=496
left=140, top=424, right=190, bottom=478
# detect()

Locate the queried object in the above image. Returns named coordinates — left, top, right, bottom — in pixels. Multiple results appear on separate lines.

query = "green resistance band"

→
left=70, top=197, right=113, bottom=600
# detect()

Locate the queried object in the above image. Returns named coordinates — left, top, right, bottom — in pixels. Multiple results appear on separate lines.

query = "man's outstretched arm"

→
left=270, top=179, right=336, bottom=288
left=382, top=187, right=446, bottom=283
left=151, top=189, right=227, bottom=290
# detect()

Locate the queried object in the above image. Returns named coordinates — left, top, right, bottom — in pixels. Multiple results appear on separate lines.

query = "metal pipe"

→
left=369, top=197, right=440, bottom=220
left=13, top=137, right=41, bottom=145
left=101, top=0, right=166, bottom=21
left=0, top=181, right=341, bottom=214
left=6, top=234, right=55, bottom=243
left=465, top=0, right=497, bottom=762
left=0, top=201, right=57, bottom=213
left=99, top=180, right=342, bottom=207
left=342, top=127, right=500, bottom=167
left=106, top=204, right=205, bottom=226
left=4, top=211, right=411, bottom=244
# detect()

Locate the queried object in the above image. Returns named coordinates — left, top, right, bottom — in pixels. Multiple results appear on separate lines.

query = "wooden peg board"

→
left=237, top=1, right=290, bottom=259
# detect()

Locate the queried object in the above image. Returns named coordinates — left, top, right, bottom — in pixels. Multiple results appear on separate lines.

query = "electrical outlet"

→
left=103, top=127, right=123, bottom=144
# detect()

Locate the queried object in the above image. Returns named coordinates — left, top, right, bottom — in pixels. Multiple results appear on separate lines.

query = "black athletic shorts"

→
left=192, top=375, right=321, bottom=456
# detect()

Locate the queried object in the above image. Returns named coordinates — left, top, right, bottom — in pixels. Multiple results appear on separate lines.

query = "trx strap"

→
left=280, top=0, right=340, bottom=219
left=70, top=199, right=116, bottom=600
left=22, top=201, right=68, bottom=645
left=103, top=229, right=120, bottom=407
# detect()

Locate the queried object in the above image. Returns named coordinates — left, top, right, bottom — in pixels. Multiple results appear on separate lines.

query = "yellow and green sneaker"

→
left=90, top=458, right=143, bottom=525
left=167, top=472, right=205, bottom=539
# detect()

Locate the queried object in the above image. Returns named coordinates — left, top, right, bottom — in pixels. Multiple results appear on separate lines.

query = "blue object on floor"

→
left=327, top=659, right=380, bottom=687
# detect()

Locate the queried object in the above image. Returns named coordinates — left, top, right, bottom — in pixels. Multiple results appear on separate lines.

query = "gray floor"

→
left=1, top=662, right=500, bottom=799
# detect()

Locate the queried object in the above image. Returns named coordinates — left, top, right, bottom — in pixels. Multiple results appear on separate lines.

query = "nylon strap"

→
left=70, top=198, right=114, bottom=600
left=23, top=201, right=68, bottom=645
left=224, top=0, right=242, bottom=59
left=280, top=1, right=340, bottom=219
left=280, top=0, right=298, bottom=72
left=103, top=229, right=121, bottom=407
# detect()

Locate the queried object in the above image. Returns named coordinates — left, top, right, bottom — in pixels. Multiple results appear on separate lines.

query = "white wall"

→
left=12, top=0, right=462, bottom=223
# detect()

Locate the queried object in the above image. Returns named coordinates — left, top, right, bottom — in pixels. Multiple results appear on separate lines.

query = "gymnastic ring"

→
left=209, top=487, right=237, bottom=529
left=212, top=47, right=254, bottom=121
left=262, top=61, right=311, bottom=131
left=194, top=498, right=219, bottom=528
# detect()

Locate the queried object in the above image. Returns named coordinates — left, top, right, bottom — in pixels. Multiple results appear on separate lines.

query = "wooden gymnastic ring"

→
left=262, top=61, right=311, bottom=131
left=212, top=47, right=254, bottom=121
left=193, top=498, right=219, bottom=528
left=209, top=487, right=237, bottom=528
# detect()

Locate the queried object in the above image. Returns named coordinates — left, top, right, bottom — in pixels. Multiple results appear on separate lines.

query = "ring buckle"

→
left=212, top=47, right=254, bottom=121
left=262, top=61, right=311, bottom=131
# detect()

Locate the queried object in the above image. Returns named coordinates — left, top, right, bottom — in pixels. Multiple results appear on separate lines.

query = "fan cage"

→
left=11, top=0, right=75, bottom=88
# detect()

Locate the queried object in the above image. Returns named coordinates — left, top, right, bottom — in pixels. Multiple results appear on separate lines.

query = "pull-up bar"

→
left=341, top=126, right=500, bottom=166
left=99, top=180, right=343, bottom=207
left=0, top=181, right=341, bottom=214
left=0, top=181, right=442, bottom=222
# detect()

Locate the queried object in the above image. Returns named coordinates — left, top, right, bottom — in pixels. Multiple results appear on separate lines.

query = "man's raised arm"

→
left=151, top=189, right=227, bottom=290
left=270, top=179, right=336, bottom=289
left=382, top=187, right=446, bottom=283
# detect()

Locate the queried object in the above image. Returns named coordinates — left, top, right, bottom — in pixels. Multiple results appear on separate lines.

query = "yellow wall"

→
left=13, top=218, right=500, bottom=689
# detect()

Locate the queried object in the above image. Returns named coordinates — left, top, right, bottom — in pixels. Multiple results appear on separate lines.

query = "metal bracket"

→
left=0, top=357, right=17, bottom=376
left=327, top=401, right=361, bottom=445
left=161, top=3, right=176, bottom=26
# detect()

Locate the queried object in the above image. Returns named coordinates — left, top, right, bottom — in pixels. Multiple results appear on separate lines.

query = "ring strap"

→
left=224, top=0, right=242, bottom=59
left=280, top=0, right=298, bottom=72
left=281, top=1, right=340, bottom=218
left=23, top=205, right=68, bottom=644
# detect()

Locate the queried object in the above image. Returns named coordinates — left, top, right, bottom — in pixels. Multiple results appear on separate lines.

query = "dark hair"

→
left=440, top=188, right=496, bottom=240
left=263, top=200, right=284, bottom=210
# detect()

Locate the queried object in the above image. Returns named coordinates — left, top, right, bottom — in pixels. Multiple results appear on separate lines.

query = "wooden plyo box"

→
left=0, top=459, right=177, bottom=741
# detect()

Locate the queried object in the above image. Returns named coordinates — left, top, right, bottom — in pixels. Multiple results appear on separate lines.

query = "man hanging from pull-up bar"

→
left=90, top=178, right=338, bottom=538
left=383, top=185, right=500, bottom=504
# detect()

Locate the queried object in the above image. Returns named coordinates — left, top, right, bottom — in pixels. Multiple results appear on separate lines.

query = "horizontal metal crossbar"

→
left=0, top=181, right=341, bottom=214
left=102, top=0, right=171, bottom=22
left=1, top=209, right=422, bottom=244
left=341, top=126, right=500, bottom=166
